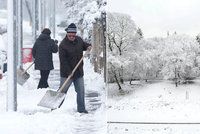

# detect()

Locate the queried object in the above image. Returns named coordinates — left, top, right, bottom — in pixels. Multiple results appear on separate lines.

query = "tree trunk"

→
left=114, top=72, right=122, bottom=91
left=118, top=46, right=122, bottom=55
left=107, top=35, right=113, bottom=51
left=119, top=65, right=124, bottom=84
left=175, top=67, right=178, bottom=87
left=175, top=81, right=178, bottom=87
left=120, top=78, right=124, bottom=84
left=129, top=78, right=133, bottom=85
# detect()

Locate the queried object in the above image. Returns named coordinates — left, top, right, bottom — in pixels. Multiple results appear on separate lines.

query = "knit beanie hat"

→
left=42, top=28, right=51, bottom=35
left=65, top=23, right=77, bottom=33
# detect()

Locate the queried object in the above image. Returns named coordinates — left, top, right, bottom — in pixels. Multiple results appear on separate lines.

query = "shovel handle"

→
left=58, top=56, right=84, bottom=92
left=24, top=62, right=34, bottom=73
left=58, top=51, right=90, bottom=92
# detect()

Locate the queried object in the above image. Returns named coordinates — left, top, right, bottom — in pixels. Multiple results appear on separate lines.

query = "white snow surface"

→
left=0, top=57, right=106, bottom=134
left=0, top=4, right=106, bottom=133
left=107, top=80, right=200, bottom=133
left=0, top=9, right=7, bottom=26
left=0, top=35, right=5, bottom=50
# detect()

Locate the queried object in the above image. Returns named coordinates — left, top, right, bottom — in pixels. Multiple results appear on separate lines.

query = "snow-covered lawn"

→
left=107, top=80, right=200, bottom=134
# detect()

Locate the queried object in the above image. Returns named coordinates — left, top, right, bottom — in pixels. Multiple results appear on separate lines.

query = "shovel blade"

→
left=17, top=68, right=30, bottom=85
left=37, top=90, right=66, bottom=110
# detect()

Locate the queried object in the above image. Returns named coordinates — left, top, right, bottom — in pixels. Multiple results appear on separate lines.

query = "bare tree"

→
left=109, top=63, right=122, bottom=91
left=107, top=12, right=137, bottom=55
left=107, top=12, right=137, bottom=88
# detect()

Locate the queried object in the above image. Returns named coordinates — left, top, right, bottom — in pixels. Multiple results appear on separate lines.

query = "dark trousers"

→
left=37, top=70, right=50, bottom=89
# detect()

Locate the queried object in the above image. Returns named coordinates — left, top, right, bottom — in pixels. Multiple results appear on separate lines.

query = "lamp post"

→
left=7, top=0, right=17, bottom=111
left=32, top=0, right=39, bottom=43
left=101, top=12, right=106, bottom=82
left=17, top=0, right=23, bottom=68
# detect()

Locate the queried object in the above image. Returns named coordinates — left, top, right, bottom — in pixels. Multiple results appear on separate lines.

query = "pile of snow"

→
left=0, top=9, right=7, bottom=26
left=0, top=35, right=5, bottom=50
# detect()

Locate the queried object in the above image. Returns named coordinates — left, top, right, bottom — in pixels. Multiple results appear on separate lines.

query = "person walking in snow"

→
left=32, top=28, right=58, bottom=89
left=59, top=23, right=91, bottom=113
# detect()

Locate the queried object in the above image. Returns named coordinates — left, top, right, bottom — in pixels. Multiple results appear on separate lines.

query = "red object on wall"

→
left=22, top=48, right=33, bottom=63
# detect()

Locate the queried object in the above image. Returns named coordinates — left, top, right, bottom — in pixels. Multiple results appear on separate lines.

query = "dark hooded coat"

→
left=32, top=33, right=58, bottom=70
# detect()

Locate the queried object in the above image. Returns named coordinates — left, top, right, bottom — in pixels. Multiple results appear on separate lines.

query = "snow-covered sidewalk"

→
left=0, top=59, right=106, bottom=134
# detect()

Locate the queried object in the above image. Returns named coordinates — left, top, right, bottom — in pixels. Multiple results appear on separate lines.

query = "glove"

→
left=55, top=39, right=58, bottom=44
left=87, top=46, right=92, bottom=51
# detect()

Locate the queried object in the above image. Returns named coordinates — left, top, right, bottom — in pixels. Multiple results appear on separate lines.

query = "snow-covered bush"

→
left=161, top=34, right=200, bottom=81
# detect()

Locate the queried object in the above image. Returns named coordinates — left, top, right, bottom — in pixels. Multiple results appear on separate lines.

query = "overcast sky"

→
left=107, top=0, right=200, bottom=38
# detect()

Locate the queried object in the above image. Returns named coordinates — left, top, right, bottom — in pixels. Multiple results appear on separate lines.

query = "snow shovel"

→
left=17, top=62, right=34, bottom=85
left=37, top=53, right=86, bottom=110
